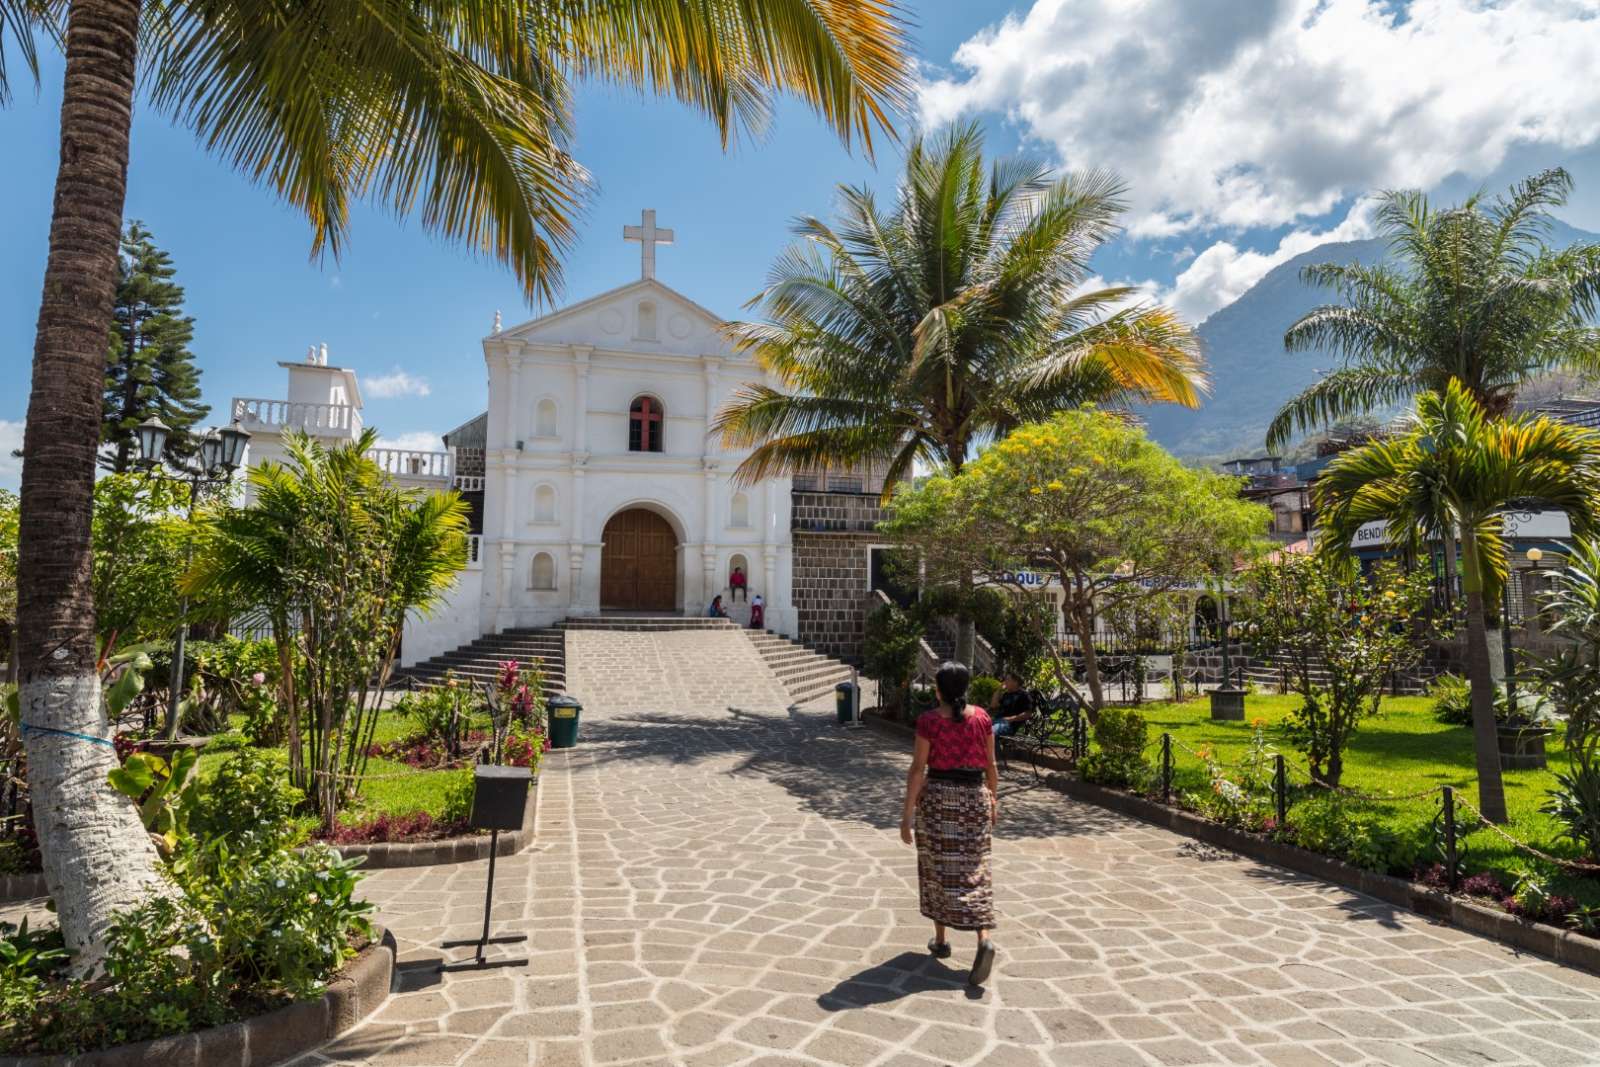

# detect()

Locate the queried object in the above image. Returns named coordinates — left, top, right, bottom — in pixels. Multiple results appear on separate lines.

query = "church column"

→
left=497, top=453, right=518, bottom=631
left=701, top=460, right=719, bottom=608
left=571, top=345, right=591, bottom=454
left=504, top=343, right=525, bottom=448
left=568, top=460, right=588, bottom=614
left=701, top=356, right=722, bottom=447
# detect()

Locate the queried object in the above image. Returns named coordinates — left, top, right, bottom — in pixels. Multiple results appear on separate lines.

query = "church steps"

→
left=743, top=630, right=856, bottom=705
left=398, top=626, right=568, bottom=698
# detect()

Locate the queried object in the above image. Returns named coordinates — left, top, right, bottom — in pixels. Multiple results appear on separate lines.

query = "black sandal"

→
left=927, top=938, right=952, bottom=959
left=968, top=940, right=996, bottom=986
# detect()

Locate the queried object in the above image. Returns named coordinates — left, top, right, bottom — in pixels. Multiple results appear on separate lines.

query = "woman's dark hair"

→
left=935, top=661, right=971, bottom=721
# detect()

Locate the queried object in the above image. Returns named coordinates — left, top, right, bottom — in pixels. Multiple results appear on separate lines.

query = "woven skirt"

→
left=915, top=778, right=995, bottom=931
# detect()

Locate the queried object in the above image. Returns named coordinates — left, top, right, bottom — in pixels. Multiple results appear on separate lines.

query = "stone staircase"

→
left=745, top=630, right=857, bottom=706
left=1244, top=652, right=1436, bottom=696
left=399, top=628, right=566, bottom=698
left=402, top=615, right=858, bottom=710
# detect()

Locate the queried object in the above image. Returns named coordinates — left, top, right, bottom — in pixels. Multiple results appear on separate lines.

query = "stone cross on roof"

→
left=623, top=208, right=674, bottom=280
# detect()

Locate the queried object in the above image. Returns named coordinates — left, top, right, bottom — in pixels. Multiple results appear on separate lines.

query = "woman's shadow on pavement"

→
left=817, top=951, right=985, bottom=1008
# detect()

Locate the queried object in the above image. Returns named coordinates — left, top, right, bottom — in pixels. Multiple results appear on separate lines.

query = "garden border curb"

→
left=0, top=926, right=397, bottom=1067
left=860, top=711, right=1600, bottom=980
left=326, top=777, right=538, bottom=870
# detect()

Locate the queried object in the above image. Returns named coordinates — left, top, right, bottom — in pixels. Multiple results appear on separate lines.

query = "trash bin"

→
left=835, top=681, right=858, bottom=725
left=547, top=694, right=582, bottom=749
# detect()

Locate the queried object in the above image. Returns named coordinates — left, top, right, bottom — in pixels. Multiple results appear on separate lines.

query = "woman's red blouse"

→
left=916, top=707, right=993, bottom=770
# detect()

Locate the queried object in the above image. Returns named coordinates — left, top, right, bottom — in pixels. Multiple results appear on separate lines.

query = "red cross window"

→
left=629, top=395, right=664, bottom=453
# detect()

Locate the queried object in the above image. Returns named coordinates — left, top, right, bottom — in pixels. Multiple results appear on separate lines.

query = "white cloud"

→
left=922, top=0, right=1600, bottom=236
left=363, top=368, right=432, bottom=399
left=0, top=420, right=20, bottom=491
left=374, top=431, right=445, bottom=454
left=1165, top=199, right=1379, bottom=323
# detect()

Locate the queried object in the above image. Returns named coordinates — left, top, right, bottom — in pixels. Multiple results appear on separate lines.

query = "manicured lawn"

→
left=1132, top=692, right=1600, bottom=904
left=199, top=704, right=471, bottom=829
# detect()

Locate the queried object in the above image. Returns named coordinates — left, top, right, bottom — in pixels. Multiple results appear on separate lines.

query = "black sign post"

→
left=439, top=765, right=531, bottom=971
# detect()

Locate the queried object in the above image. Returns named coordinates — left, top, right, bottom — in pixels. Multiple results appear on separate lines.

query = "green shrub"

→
left=967, top=675, right=1001, bottom=710
left=1079, top=707, right=1150, bottom=788
left=440, top=770, right=476, bottom=826
left=1285, top=796, right=1422, bottom=875
left=192, top=748, right=305, bottom=853
left=1429, top=673, right=1472, bottom=725
left=4, top=844, right=372, bottom=1056
left=863, top=603, right=924, bottom=718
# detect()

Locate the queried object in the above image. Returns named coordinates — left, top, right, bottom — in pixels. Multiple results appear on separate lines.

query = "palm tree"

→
left=1267, top=168, right=1600, bottom=453
left=4, top=0, right=910, bottom=963
left=1314, top=380, right=1600, bottom=823
left=714, top=121, right=1206, bottom=660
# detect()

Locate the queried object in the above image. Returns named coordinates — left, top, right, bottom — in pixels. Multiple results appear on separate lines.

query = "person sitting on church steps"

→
left=707, top=594, right=728, bottom=619
left=730, top=564, right=748, bottom=602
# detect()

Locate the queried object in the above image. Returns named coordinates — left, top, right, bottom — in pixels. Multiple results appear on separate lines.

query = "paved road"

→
left=294, top=695, right=1600, bottom=1067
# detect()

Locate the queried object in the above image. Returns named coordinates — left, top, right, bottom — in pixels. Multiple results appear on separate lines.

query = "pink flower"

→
left=250, top=671, right=267, bottom=686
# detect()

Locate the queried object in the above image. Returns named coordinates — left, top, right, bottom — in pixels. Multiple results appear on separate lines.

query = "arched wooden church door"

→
left=600, top=509, right=678, bottom=611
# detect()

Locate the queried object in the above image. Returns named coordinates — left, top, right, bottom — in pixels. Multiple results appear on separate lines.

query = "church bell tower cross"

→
left=623, top=208, right=674, bottom=280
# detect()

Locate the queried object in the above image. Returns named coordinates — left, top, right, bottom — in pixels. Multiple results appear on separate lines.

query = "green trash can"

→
left=547, top=694, right=582, bottom=749
left=835, top=681, right=858, bottom=725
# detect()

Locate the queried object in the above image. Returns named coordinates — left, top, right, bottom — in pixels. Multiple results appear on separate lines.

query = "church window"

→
left=531, top=552, right=556, bottom=590
left=636, top=300, right=658, bottom=341
left=730, top=492, right=750, bottom=528
left=533, top=484, right=557, bottom=522
left=629, top=395, right=664, bottom=453
left=534, top=398, right=558, bottom=438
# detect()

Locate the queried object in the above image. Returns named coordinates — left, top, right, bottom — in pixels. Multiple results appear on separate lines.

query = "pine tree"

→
left=102, top=222, right=209, bottom=471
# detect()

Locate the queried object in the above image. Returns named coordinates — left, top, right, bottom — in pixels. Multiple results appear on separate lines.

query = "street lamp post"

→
left=1501, top=547, right=1545, bottom=718
left=1210, top=576, right=1246, bottom=721
left=134, top=416, right=250, bottom=741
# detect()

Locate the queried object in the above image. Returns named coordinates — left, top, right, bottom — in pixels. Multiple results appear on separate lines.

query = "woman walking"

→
left=900, top=661, right=999, bottom=986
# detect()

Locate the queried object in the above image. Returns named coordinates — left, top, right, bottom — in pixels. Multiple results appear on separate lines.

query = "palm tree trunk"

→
left=16, top=0, right=172, bottom=969
left=1459, top=533, right=1509, bottom=824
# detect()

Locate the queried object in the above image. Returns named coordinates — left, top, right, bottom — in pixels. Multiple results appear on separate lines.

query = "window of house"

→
left=629, top=395, right=664, bottom=453
left=531, top=552, right=556, bottom=590
left=534, top=398, right=558, bottom=437
left=730, top=492, right=750, bottom=528
left=533, top=484, right=557, bottom=522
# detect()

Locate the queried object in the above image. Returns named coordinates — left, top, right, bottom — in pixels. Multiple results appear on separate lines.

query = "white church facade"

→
left=233, top=212, right=890, bottom=669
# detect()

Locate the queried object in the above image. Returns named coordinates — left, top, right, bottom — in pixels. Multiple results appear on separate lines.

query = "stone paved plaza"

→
left=285, top=691, right=1600, bottom=1067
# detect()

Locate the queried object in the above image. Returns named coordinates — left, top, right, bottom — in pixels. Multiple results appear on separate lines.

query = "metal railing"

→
left=231, top=397, right=362, bottom=434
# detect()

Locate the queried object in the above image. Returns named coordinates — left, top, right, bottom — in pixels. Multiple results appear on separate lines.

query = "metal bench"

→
left=998, top=688, right=1087, bottom=778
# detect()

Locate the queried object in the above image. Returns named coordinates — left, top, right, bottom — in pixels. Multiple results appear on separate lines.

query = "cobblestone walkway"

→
left=296, top=694, right=1600, bottom=1067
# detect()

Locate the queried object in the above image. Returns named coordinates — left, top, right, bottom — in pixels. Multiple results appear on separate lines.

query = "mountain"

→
left=1141, top=219, right=1600, bottom=459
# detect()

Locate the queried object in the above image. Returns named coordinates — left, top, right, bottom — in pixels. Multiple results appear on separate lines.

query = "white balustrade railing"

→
left=369, top=447, right=451, bottom=479
left=231, top=397, right=362, bottom=434
left=465, top=534, right=483, bottom=569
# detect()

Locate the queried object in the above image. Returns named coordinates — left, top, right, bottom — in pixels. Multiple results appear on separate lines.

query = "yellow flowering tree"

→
left=882, top=410, right=1269, bottom=709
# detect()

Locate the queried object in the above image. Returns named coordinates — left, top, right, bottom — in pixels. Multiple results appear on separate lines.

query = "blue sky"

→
left=8, top=0, right=1600, bottom=489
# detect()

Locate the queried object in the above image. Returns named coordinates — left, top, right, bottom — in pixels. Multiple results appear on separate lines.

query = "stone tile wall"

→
left=791, top=491, right=891, bottom=663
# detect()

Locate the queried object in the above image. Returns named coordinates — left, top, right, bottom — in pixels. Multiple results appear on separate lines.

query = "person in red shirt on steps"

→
left=729, top=565, right=748, bottom=602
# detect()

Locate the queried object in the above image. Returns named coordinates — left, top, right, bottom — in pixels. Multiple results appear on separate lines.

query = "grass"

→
left=1127, top=691, right=1600, bottom=905
left=197, top=704, right=474, bottom=831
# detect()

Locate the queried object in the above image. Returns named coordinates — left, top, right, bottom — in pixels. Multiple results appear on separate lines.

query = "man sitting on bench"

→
left=991, top=672, right=1034, bottom=736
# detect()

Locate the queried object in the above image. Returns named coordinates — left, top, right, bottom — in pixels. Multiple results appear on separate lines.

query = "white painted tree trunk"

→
left=22, top=671, right=175, bottom=972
